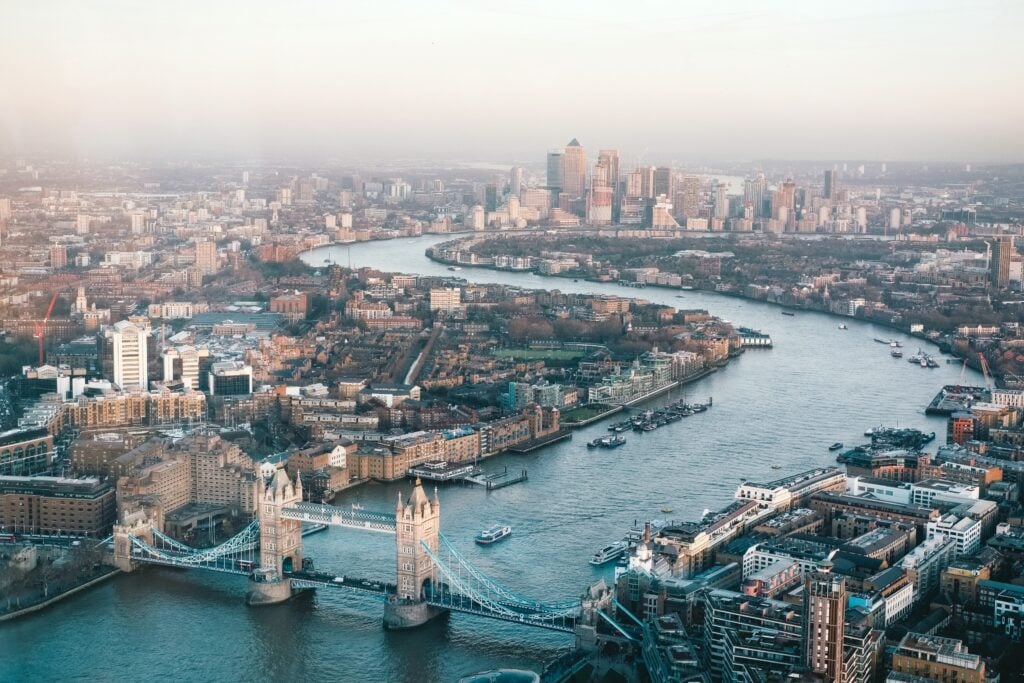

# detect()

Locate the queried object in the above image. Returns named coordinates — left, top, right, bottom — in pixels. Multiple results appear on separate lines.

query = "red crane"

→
left=32, top=292, right=59, bottom=366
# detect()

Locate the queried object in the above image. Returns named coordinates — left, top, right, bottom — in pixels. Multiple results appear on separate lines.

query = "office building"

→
left=990, top=235, right=1014, bottom=289
left=509, top=166, right=523, bottom=197
left=107, top=320, right=149, bottom=390
left=546, top=150, right=563, bottom=197
left=824, top=169, right=838, bottom=199
left=208, top=361, right=253, bottom=396
left=561, top=138, right=586, bottom=200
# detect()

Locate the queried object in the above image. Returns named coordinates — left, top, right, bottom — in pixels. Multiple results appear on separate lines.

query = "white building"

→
left=107, top=320, right=149, bottom=390
left=927, top=514, right=981, bottom=557
left=900, top=535, right=955, bottom=602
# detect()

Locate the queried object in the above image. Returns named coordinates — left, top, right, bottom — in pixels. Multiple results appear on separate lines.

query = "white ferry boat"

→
left=590, top=541, right=629, bottom=566
left=475, top=524, right=512, bottom=545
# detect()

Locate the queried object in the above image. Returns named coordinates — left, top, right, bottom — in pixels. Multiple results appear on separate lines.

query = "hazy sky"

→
left=1, top=0, right=1022, bottom=163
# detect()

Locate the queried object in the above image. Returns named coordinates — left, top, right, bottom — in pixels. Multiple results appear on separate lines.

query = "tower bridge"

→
left=112, top=469, right=629, bottom=642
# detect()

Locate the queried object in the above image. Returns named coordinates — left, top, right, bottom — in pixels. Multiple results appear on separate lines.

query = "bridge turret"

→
left=385, top=477, right=447, bottom=629
left=248, top=467, right=303, bottom=605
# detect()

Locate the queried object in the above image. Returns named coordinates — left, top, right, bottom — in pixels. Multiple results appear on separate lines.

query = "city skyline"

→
left=2, top=1, right=1023, bottom=163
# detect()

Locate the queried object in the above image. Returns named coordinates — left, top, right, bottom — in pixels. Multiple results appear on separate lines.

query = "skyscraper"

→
left=653, top=167, right=673, bottom=199
left=562, top=138, right=586, bottom=200
left=108, top=320, right=149, bottom=390
left=744, top=173, right=767, bottom=218
left=546, top=150, right=564, bottom=199
left=677, top=175, right=701, bottom=220
left=804, top=561, right=846, bottom=682
left=597, top=149, right=620, bottom=222
left=824, top=169, right=838, bottom=200
left=990, top=236, right=1014, bottom=289
left=510, top=166, right=523, bottom=197
left=714, top=185, right=729, bottom=219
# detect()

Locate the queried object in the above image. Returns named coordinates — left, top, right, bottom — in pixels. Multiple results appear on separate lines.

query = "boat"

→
left=781, top=311, right=795, bottom=316
left=891, top=349, right=903, bottom=358
left=590, top=541, right=629, bottom=566
left=599, top=435, right=627, bottom=448
left=770, top=464, right=782, bottom=469
left=829, top=442, right=844, bottom=451
left=660, top=507, right=673, bottom=513
left=838, top=324, right=848, bottom=330
left=475, top=524, right=512, bottom=545
left=447, top=266, right=462, bottom=271
left=587, top=438, right=601, bottom=449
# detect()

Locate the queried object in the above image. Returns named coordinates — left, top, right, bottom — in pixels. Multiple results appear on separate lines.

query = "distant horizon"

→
left=3, top=1, right=1023, bottom=163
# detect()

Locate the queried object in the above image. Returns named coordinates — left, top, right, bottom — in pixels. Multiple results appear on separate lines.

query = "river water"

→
left=0, top=234, right=981, bottom=682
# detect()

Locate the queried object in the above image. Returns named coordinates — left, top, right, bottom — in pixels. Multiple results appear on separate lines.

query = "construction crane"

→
left=31, top=292, right=59, bottom=366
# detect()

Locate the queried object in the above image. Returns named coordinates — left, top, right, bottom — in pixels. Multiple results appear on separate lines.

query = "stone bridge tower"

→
left=247, top=468, right=303, bottom=605
left=384, top=478, right=447, bottom=629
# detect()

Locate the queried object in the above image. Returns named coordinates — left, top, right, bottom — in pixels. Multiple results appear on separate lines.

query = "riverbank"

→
left=0, top=566, right=121, bottom=623
left=423, top=241, right=946, bottom=347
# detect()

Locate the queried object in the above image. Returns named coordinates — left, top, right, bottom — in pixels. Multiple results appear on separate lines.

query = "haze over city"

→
left=2, top=0, right=1023, bottom=162
left=6, top=3, right=1024, bottom=683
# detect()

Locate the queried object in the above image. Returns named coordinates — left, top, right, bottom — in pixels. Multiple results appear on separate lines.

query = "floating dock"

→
left=408, top=461, right=483, bottom=482
left=465, top=466, right=528, bottom=491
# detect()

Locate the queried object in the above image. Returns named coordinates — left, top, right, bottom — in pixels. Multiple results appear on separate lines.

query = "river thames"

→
left=0, top=234, right=981, bottom=682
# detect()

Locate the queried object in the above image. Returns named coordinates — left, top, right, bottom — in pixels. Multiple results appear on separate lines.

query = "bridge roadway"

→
left=288, top=571, right=394, bottom=597
left=280, top=502, right=397, bottom=534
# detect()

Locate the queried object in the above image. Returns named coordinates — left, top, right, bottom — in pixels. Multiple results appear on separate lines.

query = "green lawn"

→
left=561, top=403, right=615, bottom=422
left=493, top=348, right=584, bottom=361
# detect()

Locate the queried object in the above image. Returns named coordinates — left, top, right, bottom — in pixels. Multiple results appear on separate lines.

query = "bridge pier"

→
left=383, top=598, right=447, bottom=629
left=246, top=576, right=294, bottom=606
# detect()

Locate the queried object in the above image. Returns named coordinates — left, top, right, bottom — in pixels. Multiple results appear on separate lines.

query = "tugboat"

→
left=891, top=348, right=903, bottom=358
left=475, top=524, right=512, bottom=545
left=838, top=324, right=848, bottom=330
left=829, top=442, right=844, bottom=451
left=600, top=435, right=627, bottom=449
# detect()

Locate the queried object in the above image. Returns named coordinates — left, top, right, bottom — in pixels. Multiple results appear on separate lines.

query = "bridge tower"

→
left=384, top=478, right=448, bottom=629
left=247, top=468, right=303, bottom=605
left=112, top=511, right=155, bottom=572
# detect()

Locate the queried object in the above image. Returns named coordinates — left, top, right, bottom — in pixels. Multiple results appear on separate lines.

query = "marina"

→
left=606, top=396, right=713, bottom=434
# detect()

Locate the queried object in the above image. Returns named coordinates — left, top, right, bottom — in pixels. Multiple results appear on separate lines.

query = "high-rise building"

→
left=509, top=166, right=523, bottom=197
left=677, top=176, right=701, bottom=220
left=714, top=185, right=729, bottom=219
left=130, top=212, right=146, bottom=234
left=824, top=169, right=838, bottom=200
left=597, top=150, right=620, bottom=222
left=107, top=320, right=149, bottom=390
left=990, top=235, right=1014, bottom=289
left=745, top=173, right=767, bottom=218
left=195, top=241, right=218, bottom=276
left=562, top=138, right=586, bottom=201
left=804, top=562, right=846, bottom=681
left=49, top=244, right=67, bottom=269
left=546, top=150, right=564, bottom=198
left=653, top=167, right=673, bottom=199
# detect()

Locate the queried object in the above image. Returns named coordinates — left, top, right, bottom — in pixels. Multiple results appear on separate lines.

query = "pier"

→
left=407, top=461, right=483, bottom=482
left=465, top=466, right=529, bottom=491
left=506, top=429, right=572, bottom=453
